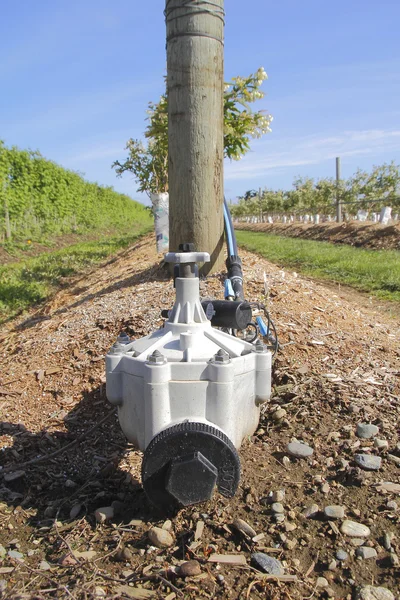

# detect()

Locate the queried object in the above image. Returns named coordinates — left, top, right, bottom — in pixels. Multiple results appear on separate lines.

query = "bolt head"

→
left=117, top=332, right=130, bottom=344
left=179, top=242, right=195, bottom=252
left=214, top=349, right=230, bottom=363
left=147, top=349, right=165, bottom=364
left=166, top=452, right=218, bottom=506
left=254, top=340, right=265, bottom=353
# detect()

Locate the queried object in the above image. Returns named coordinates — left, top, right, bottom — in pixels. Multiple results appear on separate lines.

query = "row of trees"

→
left=0, top=141, right=150, bottom=242
left=230, top=163, right=400, bottom=219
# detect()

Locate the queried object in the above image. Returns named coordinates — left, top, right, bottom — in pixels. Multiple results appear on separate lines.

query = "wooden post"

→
left=336, top=157, right=342, bottom=223
left=166, top=0, right=225, bottom=274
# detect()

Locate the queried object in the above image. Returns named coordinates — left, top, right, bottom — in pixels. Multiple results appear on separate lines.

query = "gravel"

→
left=354, top=454, right=382, bottom=471
left=355, top=585, right=395, bottom=600
left=287, top=441, right=314, bottom=458
left=340, top=520, right=371, bottom=537
left=251, top=553, right=284, bottom=575
left=356, top=423, right=379, bottom=439
left=324, top=505, right=345, bottom=519
left=147, top=527, right=174, bottom=548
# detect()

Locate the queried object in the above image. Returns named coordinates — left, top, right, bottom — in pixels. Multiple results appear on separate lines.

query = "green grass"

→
left=0, top=223, right=152, bottom=323
left=236, top=230, right=400, bottom=303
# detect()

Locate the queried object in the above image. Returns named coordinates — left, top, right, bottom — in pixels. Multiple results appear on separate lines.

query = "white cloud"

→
left=224, top=129, right=400, bottom=180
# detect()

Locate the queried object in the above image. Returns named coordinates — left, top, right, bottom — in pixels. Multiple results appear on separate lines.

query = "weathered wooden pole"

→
left=165, top=0, right=225, bottom=274
left=336, top=156, right=342, bottom=223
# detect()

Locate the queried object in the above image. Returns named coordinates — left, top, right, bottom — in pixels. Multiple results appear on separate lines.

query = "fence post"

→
left=336, top=157, right=342, bottom=223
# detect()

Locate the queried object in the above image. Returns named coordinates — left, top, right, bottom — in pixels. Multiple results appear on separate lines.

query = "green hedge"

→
left=0, top=141, right=151, bottom=242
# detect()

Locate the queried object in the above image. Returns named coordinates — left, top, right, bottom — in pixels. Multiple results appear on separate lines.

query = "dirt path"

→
left=236, top=221, right=400, bottom=251
left=0, top=236, right=399, bottom=599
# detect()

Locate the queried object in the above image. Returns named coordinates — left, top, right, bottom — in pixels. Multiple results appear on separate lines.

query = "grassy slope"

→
left=236, top=230, right=400, bottom=303
left=0, top=223, right=152, bottom=323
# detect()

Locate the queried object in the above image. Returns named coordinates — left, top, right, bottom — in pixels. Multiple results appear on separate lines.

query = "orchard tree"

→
left=112, top=68, right=272, bottom=195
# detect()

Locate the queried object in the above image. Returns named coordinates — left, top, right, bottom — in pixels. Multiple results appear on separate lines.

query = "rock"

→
left=324, top=505, right=345, bottom=519
left=356, top=423, right=379, bottom=439
left=284, top=539, right=297, bottom=550
left=282, top=456, right=291, bottom=467
left=386, top=500, right=398, bottom=511
left=302, top=504, right=319, bottom=519
left=389, top=552, right=399, bottom=567
left=354, top=454, right=381, bottom=471
left=115, top=547, right=133, bottom=562
left=232, top=518, right=257, bottom=538
left=340, top=520, right=370, bottom=537
left=39, top=561, right=51, bottom=571
left=148, top=527, right=174, bottom=548
left=350, top=538, right=366, bottom=547
left=0, top=545, right=5, bottom=559
left=94, top=506, right=114, bottom=524
left=316, top=577, right=329, bottom=588
left=374, top=439, right=389, bottom=450
left=69, top=503, right=82, bottom=520
left=336, top=549, right=348, bottom=561
left=178, top=560, right=201, bottom=577
left=274, top=514, right=285, bottom=523
left=59, top=553, right=79, bottom=566
left=285, top=522, right=297, bottom=532
left=355, top=585, right=395, bottom=600
left=271, top=502, right=284, bottom=514
left=383, top=532, right=395, bottom=551
left=251, top=553, right=284, bottom=575
left=328, top=558, right=337, bottom=570
left=387, top=454, right=400, bottom=466
left=272, top=408, right=287, bottom=422
left=65, top=479, right=77, bottom=488
left=356, top=546, right=377, bottom=559
left=272, top=490, right=285, bottom=502
left=74, top=550, right=97, bottom=561
left=7, top=550, right=24, bottom=560
left=162, top=519, right=172, bottom=531
left=287, top=441, right=313, bottom=458
left=4, top=471, right=25, bottom=482
left=94, top=587, right=106, bottom=597
left=321, top=483, right=331, bottom=494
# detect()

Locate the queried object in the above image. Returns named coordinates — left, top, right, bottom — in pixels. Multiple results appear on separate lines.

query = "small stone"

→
left=39, top=561, right=51, bottom=571
left=4, top=471, right=25, bottom=482
left=148, top=527, right=174, bottom=548
left=316, top=577, right=329, bottom=588
left=356, top=546, right=377, bottom=559
left=389, top=552, right=399, bottom=567
left=65, top=479, right=77, bottom=488
left=94, top=506, right=114, bottom=524
left=178, top=560, right=201, bottom=577
left=94, top=587, right=106, bottom=597
left=284, top=539, right=297, bottom=550
left=285, top=522, right=297, bottom=532
left=8, top=550, right=24, bottom=560
left=383, top=532, right=395, bottom=551
left=271, top=502, right=284, bottom=514
left=287, top=441, right=313, bottom=458
left=251, top=553, right=284, bottom=575
left=282, top=456, right=291, bottom=467
left=59, top=553, right=79, bottom=566
left=216, top=574, right=224, bottom=584
left=386, top=500, right=398, bottom=511
left=328, top=559, right=337, bottom=570
left=274, top=514, right=285, bottom=523
left=232, top=518, right=257, bottom=538
left=355, top=585, right=395, bottom=600
left=336, top=549, right=349, bottom=561
left=75, top=550, right=97, bottom=561
left=302, top=504, right=319, bottom=519
left=0, top=545, right=5, bottom=559
left=69, top=503, right=82, bottom=520
left=162, top=519, right=172, bottom=531
left=374, top=439, right=389, bottom=450
left=340, top=520, right=370, bottom=537
left=272, top=408, right=287, bottom=422
left=321, top=483, right=331, bottom=494
left=115, top=546, right=133, bottom=562
left=354, top=454, right=381, bottom=471
left=350, top=538, right=366, bottom=547
left=387, top=454, right=400, bottom=466
left=271, top=490, right=285, bottom=503
left=356, top=423, right=379, bottom=439
left=324, top=505, right=345, bottom=519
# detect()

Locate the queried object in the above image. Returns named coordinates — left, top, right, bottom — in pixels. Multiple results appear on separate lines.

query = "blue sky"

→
left=1, top=0, right=399, bottom=204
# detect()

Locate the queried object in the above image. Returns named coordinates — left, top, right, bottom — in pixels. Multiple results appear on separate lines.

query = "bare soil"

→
left=235, top=221, right=400, bottom=251
left=0, top=235, right=399, bottom=599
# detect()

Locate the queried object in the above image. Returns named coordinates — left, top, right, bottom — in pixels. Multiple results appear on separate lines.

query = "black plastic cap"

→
left=142, top=422, right=241, bottom=513
left=178, top=242, right=195, bottom=252
left=166, top=451, right=218, bottom=506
